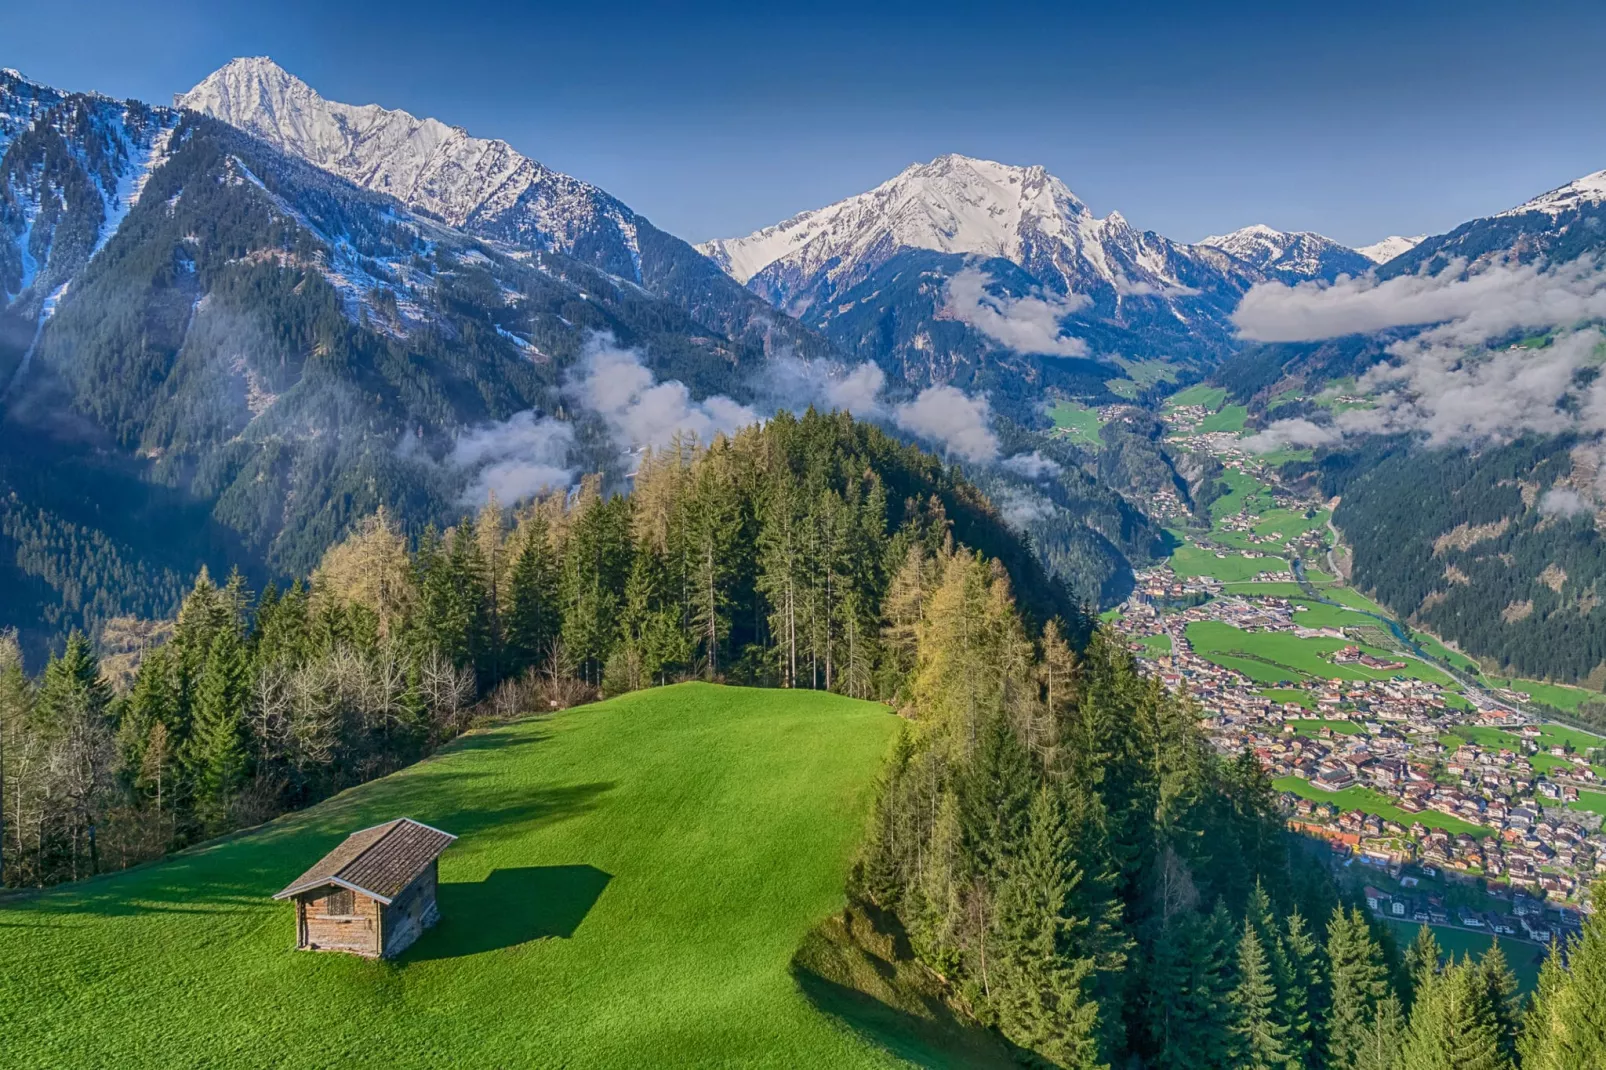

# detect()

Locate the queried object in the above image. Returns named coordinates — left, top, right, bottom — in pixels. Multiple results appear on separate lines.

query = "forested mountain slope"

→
left=0, top=100, right=779, bottom=656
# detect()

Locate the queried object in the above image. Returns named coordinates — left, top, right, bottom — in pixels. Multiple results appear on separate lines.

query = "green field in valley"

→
left=1198, top=404, right=1250, bottom=434
left=1048, top=399, right=1104, bottom=447
left=0, top=684, right=916, bottom=1070
left=1569, top=790, right=1606, bottom=816
left=1133, top=633, right=1172, bottom=655
left=1169, top=545, right=1285, bottom=584
left=1274, top=777, right=1489, bottom=837
left=1287, top=718, right=1363, bottom=736
left=1378, top=920, right=1542, bottom=993
left=1186, top=621, right=1454, bottom=687
left=1165, top=383, right=1228, bottom=410
left=1261, top=687, right=1315, bottom=709
left=1223, top=581, right=1309, bottom=598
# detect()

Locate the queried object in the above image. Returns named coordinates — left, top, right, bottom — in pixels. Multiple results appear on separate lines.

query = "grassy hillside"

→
left=0, top=684, right=913, bottom=1069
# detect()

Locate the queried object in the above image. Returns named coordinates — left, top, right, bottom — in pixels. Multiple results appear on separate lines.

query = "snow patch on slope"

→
left=1499, top=169, right=1606, bottom=218
left=1355, top=234, right=1426, bottom=264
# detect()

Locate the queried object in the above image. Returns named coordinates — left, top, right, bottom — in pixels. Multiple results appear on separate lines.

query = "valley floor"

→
left=0, top=683, right=907, bottom=1069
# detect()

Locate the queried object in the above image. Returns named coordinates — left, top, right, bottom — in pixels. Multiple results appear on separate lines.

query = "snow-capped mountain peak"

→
left=1198, top=224, right=1372, bottom=280
left=179, top=57, right=645, bottom=278
left=697, top=152, right=1234, bottom=316
left=1499, top=169, right=1606, bottom=218
left=699, top=153, right=1091, bottom=287
left=1354, top=234, right=1426, bottom=264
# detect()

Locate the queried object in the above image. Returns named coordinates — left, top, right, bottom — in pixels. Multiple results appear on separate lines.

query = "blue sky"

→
left=8, top=1, right=1606, bottom=247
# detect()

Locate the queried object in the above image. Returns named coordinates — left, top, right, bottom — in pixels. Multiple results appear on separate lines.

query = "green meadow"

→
left=0, top=685, right=911, bottom=1069
left=1049, top=399, right=1105, bottom=447
left=1169, top=545, right=1284, bottom=584
left=1186, top=622, right=1454, bottom=687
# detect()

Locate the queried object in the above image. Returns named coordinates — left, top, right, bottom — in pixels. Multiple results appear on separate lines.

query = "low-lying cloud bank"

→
left=450, top=334, right=1032, bottom=504
left=451, top=334, right=761, bottom=505
left=946, top=266, right=1089, bottom=357
left=1239, top=256, right=1606, bottom=453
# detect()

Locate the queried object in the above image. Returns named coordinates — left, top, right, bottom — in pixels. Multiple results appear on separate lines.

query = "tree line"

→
left=0, top=409, right=1075, bottom=888
left=852, top=543, right=1606, bottom=1067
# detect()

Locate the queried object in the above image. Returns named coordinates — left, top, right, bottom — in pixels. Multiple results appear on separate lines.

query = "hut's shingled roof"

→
left=273, top=818, right=456, bottom=904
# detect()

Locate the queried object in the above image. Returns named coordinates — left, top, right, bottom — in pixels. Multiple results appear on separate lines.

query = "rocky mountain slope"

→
left=0, top=73, right=788, bottom=653
left=696, top=155, right=1396, bottom=400
left=178, top=58, right=839, bottom=364
left=1197, top=223, right=1373, bottom=282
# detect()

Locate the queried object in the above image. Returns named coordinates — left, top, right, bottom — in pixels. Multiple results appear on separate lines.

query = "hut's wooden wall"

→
left=380, top=861, right=440, bottom=958
left=299, top=887, right=382, bottom=956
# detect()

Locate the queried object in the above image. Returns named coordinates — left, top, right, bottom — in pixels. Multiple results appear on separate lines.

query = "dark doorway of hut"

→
left=404, top=864, right=612, bottom=961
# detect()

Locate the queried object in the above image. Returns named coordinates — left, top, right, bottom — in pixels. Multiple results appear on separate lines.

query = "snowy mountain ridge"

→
left=697, top=153, right=1261, bottom=320
left=178, top=57, right=645, bottom=277
left=1499, top=169, right=1606, bottom=218
left=1197, top=223, right=1374, bottom=281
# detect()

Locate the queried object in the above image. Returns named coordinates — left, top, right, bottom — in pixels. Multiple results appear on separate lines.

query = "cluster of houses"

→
left=1112, top=582, right=1604, bottom=914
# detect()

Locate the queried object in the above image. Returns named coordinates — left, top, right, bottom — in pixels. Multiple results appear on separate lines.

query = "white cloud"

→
left=1000, top=450, right=1063, bottom=479
left=892, top=384, right=1001, bottom=464
left=1242, top=418, right=1344, bottom=454
left=565, top=334, right=760, bottom=450
left=945, top=267, right=1090, bottom=357
left=1232, top=256, right=1606, bottom=345
left=449, top=411, right=575, bottom=506
left=993, top=486, right=1056, bottom=528
left=1336, top=329, right=1602, bottom=447
left=450, top=333, right=761, bottom=504
left=1539, top=487, right=1594, bottom=517
left=823, top=361, right=888, bottom=417
left=1232, top=255, right=1606, bottom=449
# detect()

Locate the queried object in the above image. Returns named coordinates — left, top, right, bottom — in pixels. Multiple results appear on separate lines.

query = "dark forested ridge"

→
left=1285, top=437, right=1606, bottom=687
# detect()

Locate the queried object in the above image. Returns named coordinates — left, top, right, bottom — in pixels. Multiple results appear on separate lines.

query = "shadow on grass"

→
left=790, top=903, right=1018, bottom=1069
left=405, top=864, right=612, bottom=960
left=1, top=781, right=615, bottom=918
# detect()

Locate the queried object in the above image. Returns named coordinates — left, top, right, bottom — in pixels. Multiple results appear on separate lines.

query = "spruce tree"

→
left=1400, top=958, right=1508, bottom=1070
left=1355, top=993, right=1407, bottom=1070
left=1326, top=906, right=1390, bottom=1069
left=1231, top=919, right=1291, bottom=1070
left=991, top=788, right=1104, bottom=1069
left=505, top=517, right=560, bottom=676
left=1516, top=939, right=1565, bottom=1070
left=1475, top=941, right=1520, bottom=1066
left=1537, top=900, right=1606, bottom=1068
left=1281, top=909, right=1322, bottom=1067
left=1404, top=923, right=1443, bottom=1008
left=186, top=626, right=250, bottom=830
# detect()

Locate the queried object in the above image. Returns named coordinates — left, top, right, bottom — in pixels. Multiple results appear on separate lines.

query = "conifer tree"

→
left=1399, top=958, right=1508, bottom=1070
left=1475, top=941, right=1519, bottom=1066
left=1231, top=919, right=1291, bottom=1070
left=186, top=625, right=250, bottom=830
left=1355, top=993, right=1407, bottom=1070
left=1520, top=899, right=1606, bottom=1069
left=505, top=515, right=560, bottom=676
left=1280, top=909, right=1322, bottom=1067
left=991, top=787, right=1104, bottom=1069
left=1404, top=923, right=1443, bottom=1007
left=1326, top=906, right=1391, bottom=1069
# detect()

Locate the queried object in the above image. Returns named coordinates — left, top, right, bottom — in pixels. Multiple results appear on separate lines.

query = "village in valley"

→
left=1069, top=384, right=1606, bottom=954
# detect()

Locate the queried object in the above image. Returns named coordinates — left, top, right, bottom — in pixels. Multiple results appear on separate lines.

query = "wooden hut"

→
left=273, top=818, right=456, bottom=959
